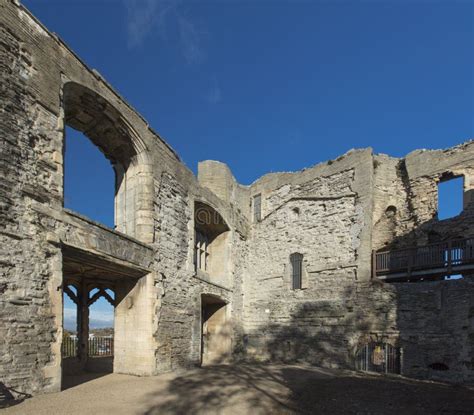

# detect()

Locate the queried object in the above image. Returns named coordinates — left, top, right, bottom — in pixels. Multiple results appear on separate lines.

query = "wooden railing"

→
left=373, top=237, right=474, bottom=278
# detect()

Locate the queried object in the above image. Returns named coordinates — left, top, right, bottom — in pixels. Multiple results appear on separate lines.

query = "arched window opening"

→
left=355, top=342, right=401, bottom=374
left=62, top=82, right=154, bottom=243
left=64, top=126, right=114, bottom=228
left=290, top=253, right=303, bottom=290
left=385, top=205, right=397, bottom=218
left=194, top=202, right=230, bottom=285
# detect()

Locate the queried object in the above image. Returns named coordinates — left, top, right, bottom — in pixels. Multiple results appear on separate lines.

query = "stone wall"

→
left=0, top=3, right=63, bottom=394
left=394, top=278, right=474, bottom=383
left=372, top=142, right=474, bottom=250
left=239, top=144, right=474, bottom=384
left=0, top=1, right=248, bottom=395
left=241, top=150, right=372, bottom=367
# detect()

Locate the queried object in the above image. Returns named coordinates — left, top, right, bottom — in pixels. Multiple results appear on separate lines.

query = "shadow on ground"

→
left=0, top=382, right=31, bottom=409
left=62, top=372, right=110, bottom=390
left=141, top=364, right=474, bottom=415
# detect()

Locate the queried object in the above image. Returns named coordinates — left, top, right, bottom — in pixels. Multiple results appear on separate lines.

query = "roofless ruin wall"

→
left=0, top=0, right=473, bottom=396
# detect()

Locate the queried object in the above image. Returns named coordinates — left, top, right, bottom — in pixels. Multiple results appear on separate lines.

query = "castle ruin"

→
left=1, top=0, right=473, bottom=397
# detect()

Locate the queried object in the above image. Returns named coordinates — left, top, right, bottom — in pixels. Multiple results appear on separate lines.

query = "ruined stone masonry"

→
left=1, top=0, right=473, bottom=397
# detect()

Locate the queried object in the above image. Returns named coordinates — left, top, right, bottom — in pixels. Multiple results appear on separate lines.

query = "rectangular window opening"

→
left=290, top=253, right=303, bottom=290
left=253, top=194, right=262, bottom=222
left=194, top=231, right=209, bottom=272
left=438, top=176, right=464, bottom=220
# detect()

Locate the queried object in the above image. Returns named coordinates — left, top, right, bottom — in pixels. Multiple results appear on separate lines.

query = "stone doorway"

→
left=61, top=245, right=149, bottom=388
left=201, top=295, right=231, bottom=365
left=61, top=281, right=115, bottom=386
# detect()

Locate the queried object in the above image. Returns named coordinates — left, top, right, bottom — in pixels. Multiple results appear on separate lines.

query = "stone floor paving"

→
left=2, top=364, right=474, bottom=415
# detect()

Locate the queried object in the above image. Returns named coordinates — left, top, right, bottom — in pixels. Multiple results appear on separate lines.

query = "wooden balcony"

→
left=373, top=237, right=474, bottom=281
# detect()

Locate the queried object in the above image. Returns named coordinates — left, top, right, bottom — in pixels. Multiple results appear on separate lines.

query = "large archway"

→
left=63, top=125, right=115, bottom=228
left=62, top=81, right=154, bottom=243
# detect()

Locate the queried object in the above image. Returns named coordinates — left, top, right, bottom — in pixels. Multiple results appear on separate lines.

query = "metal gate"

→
left=355, top=342, right=401, bottom=374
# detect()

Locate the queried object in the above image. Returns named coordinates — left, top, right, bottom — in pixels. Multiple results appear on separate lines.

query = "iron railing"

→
left=373, top=237, right=474, bottom=277
left=88, top=337, right=114, bottom=357
left=62, top=336, right=78, bottom=358
left=355, top=343, right=401, bottom=374
left=61, top=336, right=114, bottom=358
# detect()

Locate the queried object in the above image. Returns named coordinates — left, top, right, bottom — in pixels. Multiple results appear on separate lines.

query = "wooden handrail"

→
left=373, top=236, right=474, bottom=277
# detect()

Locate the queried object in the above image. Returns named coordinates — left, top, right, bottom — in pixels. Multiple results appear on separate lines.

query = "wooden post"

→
left=78, top=279, right=89, bottom=367
left=447, top=240, right=452, bottom=276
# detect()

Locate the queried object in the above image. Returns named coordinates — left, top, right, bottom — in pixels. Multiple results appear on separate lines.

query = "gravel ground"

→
left=2, top=364, right=473, bottom=415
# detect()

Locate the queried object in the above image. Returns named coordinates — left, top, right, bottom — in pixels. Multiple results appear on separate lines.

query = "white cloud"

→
left=124, top=0, right=175, bottom=48
left=123, top=0, right=205, bottom=65
left=178, top=15, right=204, bottom=64
left=63, top=307, right=77, bottom=330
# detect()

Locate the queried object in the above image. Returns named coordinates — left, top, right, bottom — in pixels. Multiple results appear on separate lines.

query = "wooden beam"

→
left=101, top=289, right=115, bottom=307
left=87, top=289, right=104, bottom=307
left=63, top=285, right=79, bottom=305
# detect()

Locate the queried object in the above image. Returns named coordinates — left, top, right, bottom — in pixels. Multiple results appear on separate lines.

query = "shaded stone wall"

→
left=241, top=150, right=372, bottom=367
left=394, top=278, right=474, bottom=383
left=369, top=143, right=474, bottom=383
left=240, top=145, right=474, bottom=384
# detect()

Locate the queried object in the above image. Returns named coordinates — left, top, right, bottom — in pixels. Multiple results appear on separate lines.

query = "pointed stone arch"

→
left=194, top=201, right=231, bottom=286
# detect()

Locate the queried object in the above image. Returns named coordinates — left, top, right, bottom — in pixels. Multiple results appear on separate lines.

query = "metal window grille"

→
left=290, top=253, right=303, bottom=290
left=355, top=342, right=401, bottom=374
left=194, top=231, right=209, bottom=272
left=253, top=194, right=262, bottom=222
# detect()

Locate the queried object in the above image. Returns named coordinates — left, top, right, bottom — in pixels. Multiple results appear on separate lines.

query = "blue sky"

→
left=23, top=0, right=473, bottom=328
